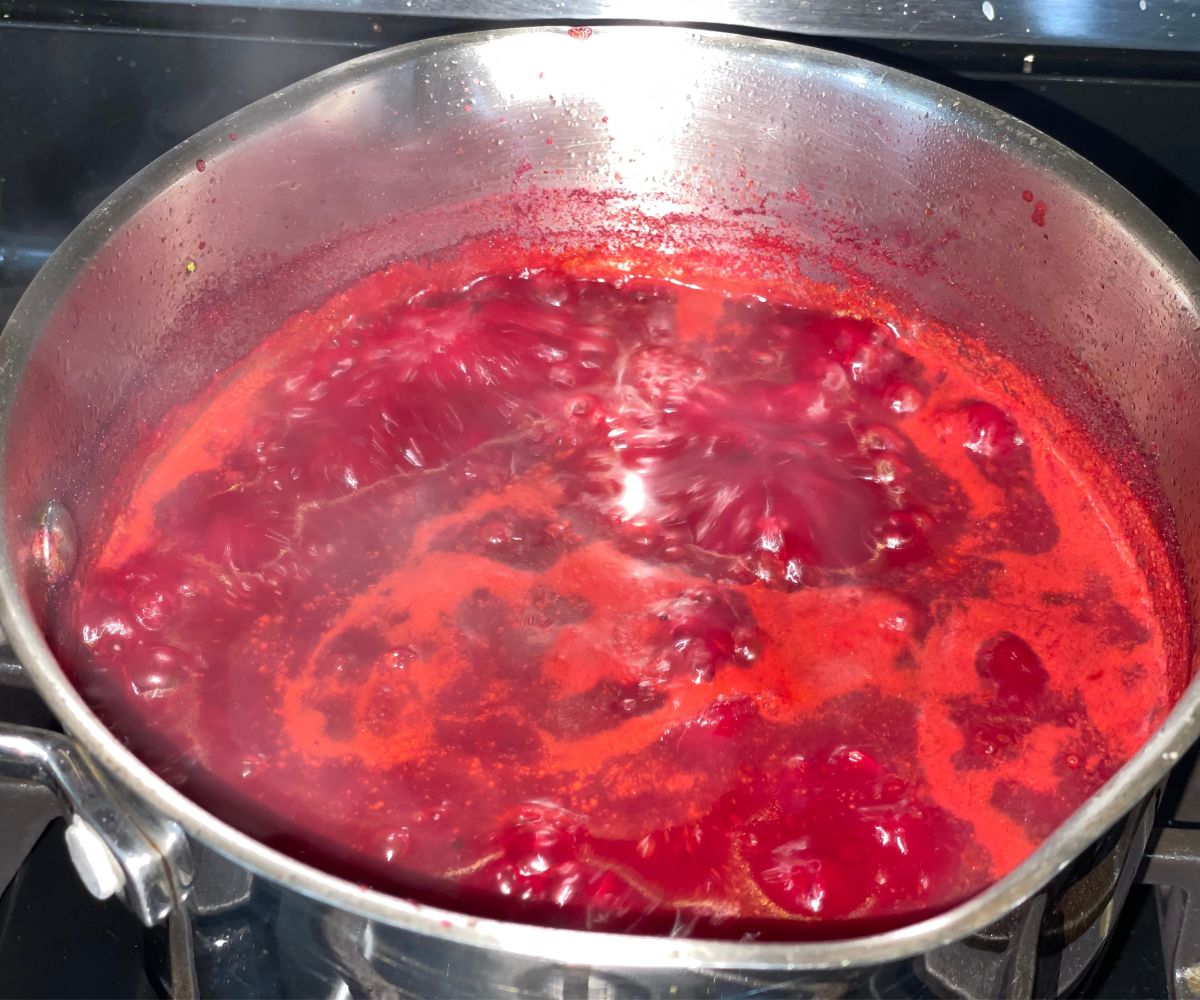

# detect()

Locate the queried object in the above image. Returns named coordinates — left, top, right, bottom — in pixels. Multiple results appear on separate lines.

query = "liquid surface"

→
left=57, top=266, right=1185, bottom=939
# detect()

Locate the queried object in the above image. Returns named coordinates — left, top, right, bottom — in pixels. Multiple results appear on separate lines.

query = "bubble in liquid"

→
left=130, top=645, right=195, bottom=698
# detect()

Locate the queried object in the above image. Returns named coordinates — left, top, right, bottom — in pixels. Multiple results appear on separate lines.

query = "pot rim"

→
left=2, top=23, right=1199, bottom=971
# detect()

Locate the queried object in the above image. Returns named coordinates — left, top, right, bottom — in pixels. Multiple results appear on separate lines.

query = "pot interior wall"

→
left=5, top=27, right=1200, bottom=661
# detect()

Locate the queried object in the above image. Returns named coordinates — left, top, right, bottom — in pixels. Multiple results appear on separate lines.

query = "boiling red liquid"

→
left=57, top=264, right=1186, bottom=939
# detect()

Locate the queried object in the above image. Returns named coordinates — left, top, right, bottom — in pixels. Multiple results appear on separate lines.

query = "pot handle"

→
left=0, top=722, right=193, bottom=925
left=0, top=647, right=200, bottom=997
left=0, top=646, right=192, bottom=926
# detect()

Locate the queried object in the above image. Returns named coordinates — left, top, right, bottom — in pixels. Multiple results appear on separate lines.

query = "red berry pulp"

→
left=54, top=262, right=1187, bottom=940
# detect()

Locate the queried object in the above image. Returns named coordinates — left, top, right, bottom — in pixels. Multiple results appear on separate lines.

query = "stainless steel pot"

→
left=2, top=25, right=1200, bottom=999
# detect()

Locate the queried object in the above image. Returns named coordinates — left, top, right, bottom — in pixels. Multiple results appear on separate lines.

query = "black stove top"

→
left=2, top=3, right=1200, bottom=996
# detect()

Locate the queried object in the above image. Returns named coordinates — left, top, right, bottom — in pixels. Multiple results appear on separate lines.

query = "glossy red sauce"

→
left=56, top=261, right=1186, bottom=939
